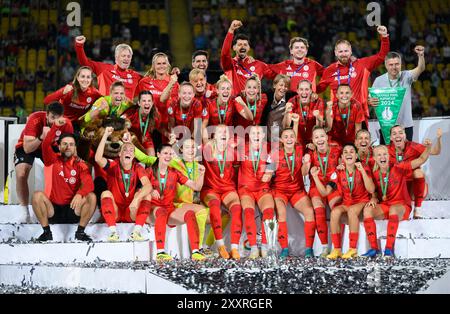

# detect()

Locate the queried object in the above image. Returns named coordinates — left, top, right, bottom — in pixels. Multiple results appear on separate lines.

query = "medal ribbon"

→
left=395, top=151, right=403, bottom=163
left=158, top=166, right=168, bottom=195
left=345, top=169, right=354, bottom=194
left=120, top=166, right=132, bottom=197
left=182, top=159, right=196, bottom=181
left=251, top=146, right=262, bottom=176
left=216, top=99, right=229, bottom=124
left=337, top=62, right=353, bottom=86
left=358, top=151, right=371, bottom=166
left=318, top=149, right=330, bottom=179
left=247, top=98, right=257, bottom=118
left=290, top=62, right=306, bottom=78
left=139, top=111, right=150, bottom=141
left=339, top=105, right=351, bottom=133
left=283, top=148, right=295, bottom=180
left=217, top=147, right=227, bottom=178
left=379, top=168, right=390, bottom=200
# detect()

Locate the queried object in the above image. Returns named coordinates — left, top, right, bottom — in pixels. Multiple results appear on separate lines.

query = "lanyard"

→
left=338, top=105, right=351, bottom=132
left=318, top=149, right=330, bottom=179
left=395, top=151, right=403, bottom=163
left=358, top=151, right=371, bottom=166
left=337, top=62, right=353, bottom=86
left=139, top=111, right=150, bottom=140
left=179, top=103, right=192, bottom=126
left=110, top=104, right=119, bottom=117
left=216, top=99, right=229, bottom=124
left=158, top=166, right=168, bottom=195
left=345, top=169, right=354, bottom=194
left=217, top=147, right=227, bottom=178
left=237, top=61, right=253, bottom=76
left=120, top=166, right=132, bottom=197
left=251, top=146, right=262, bottom=176
left=182, top=159, right=196, bottom=180
left=283, top=148, right=295, bottom=180
left=290, top=62, right=306, bottom=78
left=247, top=98, right=257, bottom=118
left=379, top=168, right=390, bottom=201
left=388, top=75, right=401, bottom=87
left=298, top=98, right=310, bottom=122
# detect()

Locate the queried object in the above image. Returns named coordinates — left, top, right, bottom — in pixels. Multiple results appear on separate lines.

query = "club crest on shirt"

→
left=304, top=65, right=309, bottom=71
left=331, top=172, right=337, bottom=180
left=71, top=170, right=77, bottom=176
left=69, top=177, right=76, bottom=185
left=87, top=97, right=92, bottom=103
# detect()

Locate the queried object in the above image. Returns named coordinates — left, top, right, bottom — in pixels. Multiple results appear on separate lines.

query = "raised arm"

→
left=410, top=45, right=425, bottom=81
left=310, top=166, right=333, bottom=196
left=95, top=126, right=114, bottom=168
left=160, top=73, right=178, bottom=104
left=355, top=162, right=375, bottom=194
left=74, top=36, right=104, bottom=74
left=221, top=20, right=242, bottom=72
left=44, top=85, right=72, bottom=105
left=184, top=164, right=206, bottom=191
left=430, top=128, right=442, bottom=155
left=411, top=138, right=433, bottom=169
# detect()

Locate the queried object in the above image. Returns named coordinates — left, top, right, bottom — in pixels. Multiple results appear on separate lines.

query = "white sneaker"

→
left=19, top=205, right=31, bottom=223
left=413, top=207, right=424, bottom=219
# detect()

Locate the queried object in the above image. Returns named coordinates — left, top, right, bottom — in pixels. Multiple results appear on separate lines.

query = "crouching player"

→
left=310, top=143, right=375, bottom=259
left=95, top=127, right=153, bottom=242
left=32, top=121, right=96, bottom=241
left=362, top=141, right=432, bottom=258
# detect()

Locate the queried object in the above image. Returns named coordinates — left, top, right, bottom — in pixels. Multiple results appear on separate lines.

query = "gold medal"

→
left=125, top=192, right=129, bottom=197
left=220, top=173, right=224, bottom=178
left=382, top=195, right=387, bottom=201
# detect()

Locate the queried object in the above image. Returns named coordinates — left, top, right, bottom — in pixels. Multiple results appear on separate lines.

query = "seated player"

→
left=95, top=127, right=153, bottom=242
left=32, top=126, right=96, bottom=241
left=238, top=125, right=275, bottom=259
left=388, top=125, right=442, bottom=218
left=303, top=126, right=343, bottom=257
left=147, top=144, right=206, bottom=261
left=270, top=125, right=317, bottom=258
left=15, top=102, right=73, bottom=222
left=201, top=124, right=243, bottom=260
left=327, top=84, right=365, bottom=146
left=310, top=143, right=375, bottom=259
left=362, top=142, right=432, bottom=258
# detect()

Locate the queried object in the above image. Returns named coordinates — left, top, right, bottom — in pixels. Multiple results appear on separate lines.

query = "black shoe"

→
left=37, top=231, right=53, bottom=242
left=75, top=231, right=92, bottom=242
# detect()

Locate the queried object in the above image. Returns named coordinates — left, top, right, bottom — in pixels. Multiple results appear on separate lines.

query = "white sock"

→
left=157, top=249, right=165, bottom=254
left=108, top=226, right=117, bottom=233
left=192, top=249, right=199, bottom=254
left=231, top=244, right=239, bottom=250
left=216, top=239, right=225, bottom=246
left=133, top=225, right=142, bottom=233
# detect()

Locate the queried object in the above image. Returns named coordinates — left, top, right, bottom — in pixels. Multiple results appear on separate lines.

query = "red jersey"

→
left=317, top=36, right=390, bottom=118
left=168, top=98, right=203, bottom=133
left=221, top=32, right=272, bottom=96
left=44, top=85, right=102, bottom=122
left=75, top=42, right=142, bottom=100
left=272, top=145, right=306, bottom=191
left=148, top=167, right=188, bottom=209
left=104, top=160, right=149, bottom=207
left=194, top=84, right=218, bottom=109
left=121, top=107, right=160, bottom=150
left=310, top=145, right=342, bottom=187
left=234, top=94, right=268, bottom=129
left=203, top=97, right=244, bottom=126
left=42, top=126, right=93, bottom=205
left=329, top=100, right=365, bottom=145
left=373, top=162, right=413, bottom=206
left=268, top=58, right=324, bottom=92
left=388, top=141, right=425, bottom=164
left=16, top=112, right=74, bottom=149
left=238, top=143, right=271, bottom=191
left=203, top=143, right=237, bottom=191
left=290, top=96, right=325, bottom=145
left=329, top=166, right=372, bottom=205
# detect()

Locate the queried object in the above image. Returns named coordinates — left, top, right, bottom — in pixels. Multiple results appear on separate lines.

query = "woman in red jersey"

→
left=201, top=124, right=243, bottom=260
left=362, top=142, right=432, bottom=258
left=355, top=129, right=375, bottom=169
left=310, top=143, right=375, bottom=259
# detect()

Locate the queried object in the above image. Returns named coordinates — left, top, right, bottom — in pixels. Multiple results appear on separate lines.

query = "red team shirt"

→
left=221, top=32, right=272, bottom=96
left=168, top=98, right=203, bottom=132
left=234, top=94, right=268, bottom=129
left=44, top=85, right=102, bottom=122
left=388, top=141, right=425, bottom=164
left=202, top=144, right=238, bottom=193
left=122, top=107, right=160, bottom=150
left=272, top=145, right=306, bottom=192
left=329, top=100, right=365, bottom=145
left=329, top=166, right=372, bottom=206
left=238, top=144, right=271, bottom=191
left=268, top=58, right=324, bottom=92
left=16, top=112, right=74, bottom=149
left=103, top=160, right=149, bottom=208
left=75, top=42, right=142, bottom=100
left=373, top=162, right=413, bottom=207
left=203, top=97, right=245, bottom=126
left=316, top=36, right=390, bottom=118
left=309, top=145, right=343, bottom=190
left=358, top=148, right=375, bottom=170
left=290, top=96, right=325, bottom=145
left=148, top=167, right=188, bottom=211
left=42, top=126, right=94, bottom=205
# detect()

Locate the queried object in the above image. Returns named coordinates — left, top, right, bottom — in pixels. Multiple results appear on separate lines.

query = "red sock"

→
left=363, top=218, right=379, bottom=250
left=349, top=232, right=359, bottom=249
left=385, top=214, right=399, bottom=250
left=304, top=221, right=316, bottom=248
left=262, top=208, right=274, bottom=220
left=314, top=207, right=328, bottom=245
left=154, top=208, right=168, bottom=250
left=278, top=221, right=288, bottom=249
left=230, top=204, right=242, bottom=245
left=244, top=208, right=257, bottom=246
left=101, top=197, right=116, bottom=227
left=135, top=200, right=151, bottom=226
left=331, top=233, right=341, bottom=249
left=208, top=199, right=223, bottom=240
left=184, top=210, right=199, bottom=251
left=413, top=177, right=426, bottom=207
left=261, top=221, right=267, bottom=245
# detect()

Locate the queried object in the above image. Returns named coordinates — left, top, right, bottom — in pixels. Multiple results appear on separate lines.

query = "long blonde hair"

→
left=144, top=52, right=171, bottom=78
left=241, top=74, right=262, bottom=101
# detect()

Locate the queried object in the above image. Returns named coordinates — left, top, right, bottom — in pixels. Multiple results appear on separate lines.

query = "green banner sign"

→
left=369, top=87, right=406, bottom=144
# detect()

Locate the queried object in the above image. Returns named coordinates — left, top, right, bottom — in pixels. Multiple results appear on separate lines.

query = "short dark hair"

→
left=385, top=51, right=402, bottom=61
left=110, top=81, right=125, bottom=92
left=337, top=83, right=352, bottom=91
left=192, top=50, right=209, bottom=61
left=57, top=133, right=76, bottom=145
left=138, top=90, right=153, bottom=101
left=47, top=102, right=64, bottom=116
left=342, top=142, right=358, bottom=151
left=233, top=33, right=250, bottom=46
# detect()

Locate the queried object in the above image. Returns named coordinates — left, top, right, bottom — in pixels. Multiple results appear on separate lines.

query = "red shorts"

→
left=201, top=187, right=237, bottom=204
left=380, top=202, right=412, bottom=220
left=273, top=189, right=308, bottom=206
left=309, top=186, right=341, bottom=204
left=115, top=203, right=133, bottom=223
left=238, top=187, right=272, bottom=203
left=341, top=198, right=370, bottom=208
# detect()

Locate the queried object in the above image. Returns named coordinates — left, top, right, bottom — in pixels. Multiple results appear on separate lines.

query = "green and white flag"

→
left=369, top=87, right=406, bottom=144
